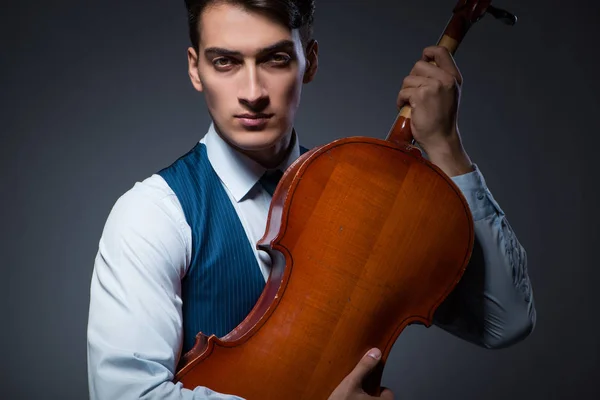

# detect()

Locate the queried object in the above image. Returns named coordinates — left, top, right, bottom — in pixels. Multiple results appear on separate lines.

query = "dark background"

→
left=2, top=0, right=599, bottom=399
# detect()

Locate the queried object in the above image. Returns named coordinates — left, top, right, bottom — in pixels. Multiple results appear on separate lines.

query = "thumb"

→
left=348, top=348, right=382, bottom=384
left=380, top=386, right=395, bottom=400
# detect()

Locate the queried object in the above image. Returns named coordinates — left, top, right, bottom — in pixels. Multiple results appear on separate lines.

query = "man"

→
left=87, top=1, right=536, bottom=399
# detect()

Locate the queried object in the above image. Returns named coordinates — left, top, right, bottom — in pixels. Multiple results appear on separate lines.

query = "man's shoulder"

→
left=97, top=173, right=191, bottom=275
left=105, top=174, right=186, bottom=233
left=118, top=174, right=177, bottom=208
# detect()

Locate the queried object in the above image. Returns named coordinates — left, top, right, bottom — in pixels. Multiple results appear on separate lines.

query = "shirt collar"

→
left=201, top=122, right=301, bottom=202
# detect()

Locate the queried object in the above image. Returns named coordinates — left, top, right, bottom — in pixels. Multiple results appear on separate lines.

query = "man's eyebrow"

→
left=204, top=40, right=296, bottom=57
left=259, top=39, right=296, bottom=54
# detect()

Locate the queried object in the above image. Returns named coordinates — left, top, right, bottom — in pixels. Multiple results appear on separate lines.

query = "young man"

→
left=87, top=1, right=536, bottom=399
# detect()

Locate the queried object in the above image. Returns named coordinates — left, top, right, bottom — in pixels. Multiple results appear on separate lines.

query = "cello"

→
left=174, top=1, right=517, bottom=398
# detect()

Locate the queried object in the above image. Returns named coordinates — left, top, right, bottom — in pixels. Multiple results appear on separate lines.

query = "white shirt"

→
left=87, top=123, right=535, bottom=399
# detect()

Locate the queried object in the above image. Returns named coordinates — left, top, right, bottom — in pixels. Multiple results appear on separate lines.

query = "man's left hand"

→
left=397, top=45, right=474, bottom=177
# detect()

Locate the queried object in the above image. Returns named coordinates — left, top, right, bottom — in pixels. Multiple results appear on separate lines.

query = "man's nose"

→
left=238, top=65, right=268, bottom=110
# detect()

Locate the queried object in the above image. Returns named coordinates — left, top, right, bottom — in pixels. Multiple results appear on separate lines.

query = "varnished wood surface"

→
left=174, top=137, right=474, bottom=399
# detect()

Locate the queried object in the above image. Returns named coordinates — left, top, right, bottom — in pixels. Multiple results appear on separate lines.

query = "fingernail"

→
left=368, top=349, right=381, bottom=360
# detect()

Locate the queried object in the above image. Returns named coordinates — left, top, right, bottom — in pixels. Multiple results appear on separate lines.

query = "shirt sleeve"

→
left=87, top=176, right=245, bottom=400
left=433, top=164, right=537, bottom=349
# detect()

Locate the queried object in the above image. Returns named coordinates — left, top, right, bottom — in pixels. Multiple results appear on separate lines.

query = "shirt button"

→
left=477, top=191, right=484, bottom=200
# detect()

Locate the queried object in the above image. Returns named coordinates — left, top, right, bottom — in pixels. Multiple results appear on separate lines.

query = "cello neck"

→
left=385, top=0, right=516, bottom=148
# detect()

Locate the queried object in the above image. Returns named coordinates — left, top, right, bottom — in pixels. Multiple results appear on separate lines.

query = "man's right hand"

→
left=328, top=348, right=395, bottom=400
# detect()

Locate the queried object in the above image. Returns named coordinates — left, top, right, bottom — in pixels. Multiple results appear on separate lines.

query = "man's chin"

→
left=227, top=126, right=286, bottom=151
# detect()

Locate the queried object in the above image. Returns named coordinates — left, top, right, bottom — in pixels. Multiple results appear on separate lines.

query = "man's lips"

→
left=235, top=113, right=274, bottom=127
left=235, top=113, right=274, bottom=119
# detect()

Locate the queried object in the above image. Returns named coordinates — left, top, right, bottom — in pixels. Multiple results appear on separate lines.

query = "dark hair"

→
left=184, top=0, right=316, bottom=51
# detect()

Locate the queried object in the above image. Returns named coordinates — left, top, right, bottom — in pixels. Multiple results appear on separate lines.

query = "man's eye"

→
left=213, top=58, right=233, bottom=68
left=269, top=54, right=291, bottom=65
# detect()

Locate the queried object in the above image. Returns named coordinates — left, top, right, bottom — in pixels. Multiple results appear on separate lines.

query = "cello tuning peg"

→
left=486, top=5, right=518, bottom=26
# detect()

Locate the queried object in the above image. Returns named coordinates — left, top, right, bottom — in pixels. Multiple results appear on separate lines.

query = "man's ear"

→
left=187, top=47, right=204, bottom=92
left=303, top=39, right=319, bottom=84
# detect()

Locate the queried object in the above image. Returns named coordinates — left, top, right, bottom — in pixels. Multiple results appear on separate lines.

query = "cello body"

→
left=174, top=1, right=517, bottom=398
left=175, top=138, right=473, bottom=398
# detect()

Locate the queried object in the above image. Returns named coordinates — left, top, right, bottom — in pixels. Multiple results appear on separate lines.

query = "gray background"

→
left=2, top=0, right=599, bottom=399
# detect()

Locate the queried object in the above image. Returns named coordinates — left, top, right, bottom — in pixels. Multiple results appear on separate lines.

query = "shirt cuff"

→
left=450, top=164, right=505, bottom=221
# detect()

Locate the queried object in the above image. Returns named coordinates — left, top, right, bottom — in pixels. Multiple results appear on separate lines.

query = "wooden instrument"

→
left=174, top=1, right=517, bottom=398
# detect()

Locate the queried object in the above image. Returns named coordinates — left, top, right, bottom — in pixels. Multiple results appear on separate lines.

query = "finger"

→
left=380, top=387, right=395, bottom=400
left=401, top=75, right=431, bottom=89
left=347, top=348, right=382, bottom=386
left=422, top=45, right=463, bottom=85
left=410, top=60, right=457, bottom=89
left=396, top=87, right=417, bottom=109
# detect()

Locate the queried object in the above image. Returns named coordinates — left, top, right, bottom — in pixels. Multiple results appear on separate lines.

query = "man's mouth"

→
left=235, top=113, right=274, bottom=128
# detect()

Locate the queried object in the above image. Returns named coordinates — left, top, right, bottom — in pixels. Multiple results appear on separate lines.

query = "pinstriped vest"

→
left=157, top=141, right=308, bottom=354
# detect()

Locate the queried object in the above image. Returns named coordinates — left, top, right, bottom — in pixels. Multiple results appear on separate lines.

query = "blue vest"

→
left=157, top=141, right=308, bottom=354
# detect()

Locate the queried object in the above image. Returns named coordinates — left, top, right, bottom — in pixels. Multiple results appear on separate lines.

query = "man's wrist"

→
left=423, top=130, right=474, bottom=177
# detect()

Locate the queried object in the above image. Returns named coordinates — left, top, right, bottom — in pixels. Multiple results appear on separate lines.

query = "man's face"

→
left=188, top=3, right=317, bottom=157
